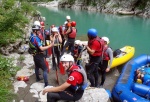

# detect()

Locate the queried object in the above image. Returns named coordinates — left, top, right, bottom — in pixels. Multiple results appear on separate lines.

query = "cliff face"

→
left=58, top=0, right=150, bottom=18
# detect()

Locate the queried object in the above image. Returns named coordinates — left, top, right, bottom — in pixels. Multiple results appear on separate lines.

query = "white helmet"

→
left=66, top=15, right=71, bottom=20
left=52, top=27, right=58, bottom=32
left=102, top=37, right=109, bottom=44
left=33, top=21, right=41, bottom=26
left=60, top=54, right=74, bottom=62
left=75, top=40, right=81, bottom=45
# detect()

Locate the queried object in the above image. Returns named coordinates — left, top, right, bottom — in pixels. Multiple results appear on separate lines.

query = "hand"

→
left=74, top=54, right=78, bottom=57
left=106, top=68, right=110, bottom=72
left=54, top=33, right=59, bottom=37
left=50, top=43, right=54, bottom=47
left=42, top=89, right=47, bottom=95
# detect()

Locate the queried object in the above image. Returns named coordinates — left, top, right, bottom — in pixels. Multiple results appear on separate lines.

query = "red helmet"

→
left=71, top=21, right=76, bottom=27
left=40, top=21, right=45, bottom=27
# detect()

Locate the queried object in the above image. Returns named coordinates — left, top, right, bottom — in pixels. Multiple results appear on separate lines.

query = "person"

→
left=50, top=27, right=62, bottom=69
left=72, top=40, right=83, bottom=65
left=84, top=28, right=102, bottom=87
left=98, top=37, right=113, bottom=87
left=29, top=25, right=54, bottom=87
left=64, top=15, right=71, bottom=25
left=61, top=21, right=77, bottom=55
left=42, top=54, right=88, bottom=102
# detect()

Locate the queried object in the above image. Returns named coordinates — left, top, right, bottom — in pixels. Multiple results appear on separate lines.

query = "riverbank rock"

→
left=9, top=42, right=110, bottom=102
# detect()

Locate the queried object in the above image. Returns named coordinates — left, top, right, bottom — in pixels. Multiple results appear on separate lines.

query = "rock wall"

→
left=58, top=0, right=150, bottom=18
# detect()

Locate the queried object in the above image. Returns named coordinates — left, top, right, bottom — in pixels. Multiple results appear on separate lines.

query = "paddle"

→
left=53, top=36, right=61, bottom=85
left=45, top=60, right=50, bottom=73
left=59, top=62, right=65, bottom=75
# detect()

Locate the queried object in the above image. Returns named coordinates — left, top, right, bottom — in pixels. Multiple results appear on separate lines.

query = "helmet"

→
left=87, top=28, right=97, bottom=38
left=102, top=36, right=109, bottom=44
left=60, top=54, right=74, bottom=62
left=71, top=21, right=76, bottom=27
left=66, top=15, right=71, bottom=20
left=32, top=25, right=40, bottom=30
left=33, top=21, right=40, bottom=26
left=75, top=40, right=81, bottom=45
left=52, top=27, right=58, bottom=32
left=40, top=21, right=45, bottom=27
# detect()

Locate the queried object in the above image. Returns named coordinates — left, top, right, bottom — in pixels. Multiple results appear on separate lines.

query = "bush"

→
left=0, top=54, right=20, bottom=102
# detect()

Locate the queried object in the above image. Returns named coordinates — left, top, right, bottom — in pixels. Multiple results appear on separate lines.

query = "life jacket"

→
left=74, top=48, right=78, bottom=55
left=102, top=46, right=110, bottom=60
left=88, top=36, right=105, bottom=56
left=28, top=35, right=43, bottom=55
left=68, top=27, right=77, bottom=39
left=67, top=65, right=88, bottom=91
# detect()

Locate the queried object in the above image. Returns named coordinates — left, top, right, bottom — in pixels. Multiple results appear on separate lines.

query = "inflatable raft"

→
left=112, top=54, right=150, bottom=102
left=111, top=46, right=135, bottom=68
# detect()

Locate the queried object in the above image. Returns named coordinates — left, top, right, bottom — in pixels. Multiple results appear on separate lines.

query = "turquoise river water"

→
left=37, top=6, right=150, bottom=58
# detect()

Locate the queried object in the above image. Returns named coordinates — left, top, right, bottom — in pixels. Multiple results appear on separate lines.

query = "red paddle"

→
left=59, top=62, right=65, bottom=75
left=45, top=60, right=50, bottom=73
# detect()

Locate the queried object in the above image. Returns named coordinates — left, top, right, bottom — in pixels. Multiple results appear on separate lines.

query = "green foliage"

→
left=27, top=0, right=53, bottom=2
left=68, top=0, right=75, bottom=4
left=0, top=0, right=35, bottom=47
left=0, top=54, right=20, bottom=102
left=18, top=55, right=25, bottom=63
left=137, top=0, right=148, bottom=10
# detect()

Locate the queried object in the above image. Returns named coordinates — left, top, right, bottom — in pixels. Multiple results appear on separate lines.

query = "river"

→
left=37, top=6, right=150, bottom=57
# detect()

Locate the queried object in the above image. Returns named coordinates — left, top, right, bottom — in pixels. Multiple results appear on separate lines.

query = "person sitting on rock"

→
left=42, top=54, right=88, bottom=102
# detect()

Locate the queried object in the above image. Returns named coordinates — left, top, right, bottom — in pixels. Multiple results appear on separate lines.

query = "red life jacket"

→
left=88, top=37, right=105, bottom=56
left=74, top=48, right=78, bottom=55
left=68, top=27, right=77, bottom=39
left=102, top=46, right=110, bottom=60
left=68, top=65, right=88, bottom=91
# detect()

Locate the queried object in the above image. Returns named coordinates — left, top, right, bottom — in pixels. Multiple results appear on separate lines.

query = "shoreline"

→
left=37, top=0, right=150, bottom=19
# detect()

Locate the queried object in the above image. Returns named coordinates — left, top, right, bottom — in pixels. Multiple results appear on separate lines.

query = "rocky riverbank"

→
left=10, top=45, right=117, bottom=102
left=38, top=0, right=150, bottom=18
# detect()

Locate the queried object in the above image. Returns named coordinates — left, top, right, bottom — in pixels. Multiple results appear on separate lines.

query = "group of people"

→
left=28, top=15, right=114, bottom=102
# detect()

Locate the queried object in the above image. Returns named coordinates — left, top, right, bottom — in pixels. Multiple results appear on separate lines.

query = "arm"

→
left=57, top=32, right=62, bottom=43
left=42, top=82, right=71, bottom=95
left=65, top=27, right=71, bottom=35
left=39, top=44, right=53, bottom=51
left=106, top=48, right=113, bottom=72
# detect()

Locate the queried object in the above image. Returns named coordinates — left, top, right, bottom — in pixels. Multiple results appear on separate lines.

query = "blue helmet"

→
left=87, top=28, right=97, bottom=38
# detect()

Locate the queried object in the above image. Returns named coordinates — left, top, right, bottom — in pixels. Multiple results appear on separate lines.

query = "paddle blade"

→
left=45, top=60, right=50, bottom=73
left=48, top=47, right=52, bottom=56
left=59, top=62, right=65, bottom=75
